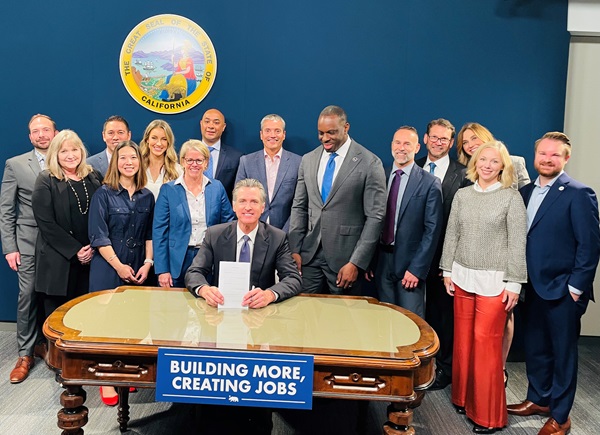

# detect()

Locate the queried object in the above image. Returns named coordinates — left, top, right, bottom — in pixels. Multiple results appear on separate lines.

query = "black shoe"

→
left=454, top=405, right=466, bottom=415
left=429, top=368, right=451, bottom=390
left=473, top=424, right=501, bottom=434
left=503, top=369, right=508, bottom=388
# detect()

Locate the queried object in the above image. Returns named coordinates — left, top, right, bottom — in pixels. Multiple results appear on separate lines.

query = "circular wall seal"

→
left=119, top=14, right=217, bottom=114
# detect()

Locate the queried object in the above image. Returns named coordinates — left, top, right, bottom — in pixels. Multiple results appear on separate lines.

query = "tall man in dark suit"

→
left=508, top=132, right=600, bottom=435
left=186, top=178, right=301, bottom=309
left=374, top=126, right=443, bottom=318
left=235, top=114, right=301, bottom=232
left=87, top=115, right=131, bottom=176
left=416, top=118, right=467, bottom=390
left=289, top=105, right=387, bottom=295
left=0, top=114, right=57, bottom=383
left=200, top=108, right=243, bottom=200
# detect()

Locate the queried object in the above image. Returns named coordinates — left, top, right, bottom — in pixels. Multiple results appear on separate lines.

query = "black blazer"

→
left=214, top=143, right=243, bottom=200
left=32, top=170, right=102, bottom=296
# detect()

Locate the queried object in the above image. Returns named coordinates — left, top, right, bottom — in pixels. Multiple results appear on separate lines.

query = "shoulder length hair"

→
left=46, top=129, right=93, bottom=180
left=466, top=140, right=515, bottom=189
left=103, top=141, right=147, bottom=191
left=456, top=122, right=495, bottom=166
left=139, top=119, right=179, bottom=182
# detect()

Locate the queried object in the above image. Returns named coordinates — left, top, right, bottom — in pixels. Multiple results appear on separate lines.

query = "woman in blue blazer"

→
left=153, top=139, right=234, bottom=287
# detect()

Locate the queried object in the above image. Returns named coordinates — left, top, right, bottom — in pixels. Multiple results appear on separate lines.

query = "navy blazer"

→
left=521, top=173, right=600, bottom=300
left=235, top=149, right=301, bottom=232
left=389, top=164, right=444, bottom=281
left=153, top=178, right=234, bottom=278
left=213, top=143, right=243, bottom=200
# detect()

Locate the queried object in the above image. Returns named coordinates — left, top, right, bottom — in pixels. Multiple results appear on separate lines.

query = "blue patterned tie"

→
left=205, top=146, right=215, bottom=178
left=239, top=235, right=251, bottom=263
left=321, top=152, right=338, bottom=203
left=429, top=162, right=436, bottom=174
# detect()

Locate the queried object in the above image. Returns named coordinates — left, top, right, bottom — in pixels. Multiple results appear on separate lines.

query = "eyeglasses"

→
left=428, top=135, right=451, bottom=145
left=184, top=158, right=205, bottom=166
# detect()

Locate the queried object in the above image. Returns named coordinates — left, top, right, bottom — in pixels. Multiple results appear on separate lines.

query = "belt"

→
left=379, top=243, right=394, bottom=253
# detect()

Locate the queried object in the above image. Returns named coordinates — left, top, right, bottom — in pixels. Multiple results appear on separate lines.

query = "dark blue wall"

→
left=0, top=0, right=569, bottom=320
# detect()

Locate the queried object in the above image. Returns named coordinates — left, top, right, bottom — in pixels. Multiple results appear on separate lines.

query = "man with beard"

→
left=508, top=132, right=600, bottom=435
left=1, top=114, right=57, bottom=383
left=372, top=126, right=443, bottom=317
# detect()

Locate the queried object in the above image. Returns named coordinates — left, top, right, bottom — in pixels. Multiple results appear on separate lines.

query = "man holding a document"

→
left=185, top=178, right=302, bottom=308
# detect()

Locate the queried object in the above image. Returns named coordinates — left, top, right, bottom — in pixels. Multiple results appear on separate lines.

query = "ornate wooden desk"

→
left=44, top=286, right=438, bottom=434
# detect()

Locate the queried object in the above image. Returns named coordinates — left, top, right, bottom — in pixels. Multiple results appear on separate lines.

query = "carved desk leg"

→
left=117, top=387, right=130, bottom=432
left=383, top=389, right=426, bottom=435
left=58, top=386, right=88, bottom=435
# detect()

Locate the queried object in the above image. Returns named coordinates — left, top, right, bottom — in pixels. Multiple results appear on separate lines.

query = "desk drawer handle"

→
left=324, top=373, right=386, bottom=392
left=88, top=361, right=148, bottom=377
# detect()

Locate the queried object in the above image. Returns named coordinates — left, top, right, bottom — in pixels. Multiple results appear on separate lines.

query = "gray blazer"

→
left=511, top=155, right=530, bottom=190
left=185, top=221, right=302, bottom=302
left=87, top=151, right=109, bottom=177
left=235, top=148, right=302, bottom=232
left=0, top=150, right=42, bottom=255
left=288, top=139, right=387, bottom=272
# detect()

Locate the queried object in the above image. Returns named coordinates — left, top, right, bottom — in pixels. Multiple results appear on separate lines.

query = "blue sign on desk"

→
left=156, top=348, right=314, bottom=409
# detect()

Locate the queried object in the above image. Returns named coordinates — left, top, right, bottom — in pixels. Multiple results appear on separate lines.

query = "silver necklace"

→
left=66, top=178, right=89, bottom=215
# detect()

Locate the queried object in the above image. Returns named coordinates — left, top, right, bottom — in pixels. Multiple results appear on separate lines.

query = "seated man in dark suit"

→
left=186, top=178, right=302, bottom=308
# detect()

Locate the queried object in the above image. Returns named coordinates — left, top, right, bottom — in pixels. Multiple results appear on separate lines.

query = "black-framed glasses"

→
left=428, top=135, right=451, bottom=145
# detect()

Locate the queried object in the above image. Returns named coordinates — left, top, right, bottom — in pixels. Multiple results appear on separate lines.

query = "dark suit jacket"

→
left=235, top=149, right=302, bottom=232
left=185, top=221, right=302, bottom=302
left=520, top=173, right=600, bottom=301
left=388, top=164, right=443, bottom=281
left=32, top=170, right=103, bottom=295
left=87, top=151, right=109, bottom=177
left=213, top=143, right=243, bottom=200
left=289, top=140, right=387, bottom=272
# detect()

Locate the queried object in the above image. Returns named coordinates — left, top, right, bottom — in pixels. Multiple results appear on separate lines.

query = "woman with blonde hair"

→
left=32, top=130, right=102, bottom=318
left=153, top=139, right=233, bottom=288
left=139, top=119, right=182, bottom=199
left=441, top=141, right=527, bottom=433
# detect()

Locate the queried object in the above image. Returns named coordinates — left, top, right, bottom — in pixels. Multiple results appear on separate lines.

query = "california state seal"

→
left=119, top=14, right=217, bottom=114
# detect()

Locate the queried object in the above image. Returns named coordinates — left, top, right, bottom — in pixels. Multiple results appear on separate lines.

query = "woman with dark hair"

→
left=441, top=141, right=527, bottom=433
left=139, top=119, right=182, bottom=199
left=32, top=130, right=102, bottom=318
left=89, top=141, right=155, bottom=293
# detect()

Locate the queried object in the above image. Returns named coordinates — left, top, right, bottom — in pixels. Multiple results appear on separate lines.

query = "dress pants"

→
left=301, top=246, right=362, bottom=296
left=376, top=250, right=425, bottom=318
left=16, top=254, right=42, bottom=357
left=452, top=285, right=507, bottom=429
left=425, top=270, right=454, bottom=375
left=524, top=287, right=587, bottom=425
left=174, top=246, right=199, bottom=288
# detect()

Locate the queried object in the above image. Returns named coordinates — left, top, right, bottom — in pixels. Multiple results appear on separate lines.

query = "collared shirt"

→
left=444, top=181, right=521, bottom=295
left=264, top=147, right=283, bottom=201
left=424, top=154, right=450, bottom=182
left=175, top=174, right=211, bottom=246
left=206, top=139, right=222, bottom=178
left=34, top=149, right=45, bottom=170
left=387, top=162, right=414, bottom=242
left=145, top=164, right=183, bottom=200
left=526, top=171, right=563, bottom=230
left=236, top=223, right=259, bottom=262
left=317, top=136, right=352, bottom=192
left=105, top=149, right=112, bottom=164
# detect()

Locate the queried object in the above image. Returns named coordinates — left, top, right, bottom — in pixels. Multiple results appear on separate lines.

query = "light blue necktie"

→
left=205, top=146, right=215, bottom=178
left=321, top=152, right=338, bottom=203
left=429, top=162, right=436, bottom=174
left=239, top=235, right=251, bottom=263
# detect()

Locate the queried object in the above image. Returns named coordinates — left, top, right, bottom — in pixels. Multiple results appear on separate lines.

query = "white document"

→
left=218, top=261, right=250, bottom=310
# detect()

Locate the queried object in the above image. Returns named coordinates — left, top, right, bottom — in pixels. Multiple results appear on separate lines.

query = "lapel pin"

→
left=559, top=186, right=564, bottom=191
left=352, top=157, right=358, bottom=162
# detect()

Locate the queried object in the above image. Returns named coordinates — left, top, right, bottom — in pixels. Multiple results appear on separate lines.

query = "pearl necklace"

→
left=66, top=178, right=89, bottom=215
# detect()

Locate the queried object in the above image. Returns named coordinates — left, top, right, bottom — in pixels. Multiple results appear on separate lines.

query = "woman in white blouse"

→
left=139, top=119, right=182, bottom=199
left=440, top=141, right=527, bottom=434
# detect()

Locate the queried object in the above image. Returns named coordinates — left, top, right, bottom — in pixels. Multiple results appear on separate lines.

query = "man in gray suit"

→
left=1, top=114, right=57, bottom=383
left=289, top=105, right=387, bottom=295
left=87, top=115, right=131, bottom=176
left=235, top=114, right=302, bottom=232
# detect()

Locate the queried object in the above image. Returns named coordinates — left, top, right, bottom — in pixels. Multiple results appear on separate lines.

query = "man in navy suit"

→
left=87, top=115, right=131, bottom=176
left=235, top=114, right=301, bottom=232
left=416, top=118, right=466, bottom=390
left=200, top=108, right=243, bottom=200
left=508, top=132, right=600, bottom=435
left=373, top=126, right=443, bottom=318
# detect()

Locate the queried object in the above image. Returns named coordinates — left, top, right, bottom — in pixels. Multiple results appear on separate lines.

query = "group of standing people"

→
left=1, top=107, right=599, bottom=435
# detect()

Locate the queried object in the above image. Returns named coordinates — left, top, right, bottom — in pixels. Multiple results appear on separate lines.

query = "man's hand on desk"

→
left=242, top=288, right=276, bottom=309
left=198, top=285, right=225, bottom=307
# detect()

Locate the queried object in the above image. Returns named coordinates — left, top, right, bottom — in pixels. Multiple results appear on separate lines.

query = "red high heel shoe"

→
left=100, top=386, right=119, bottom=406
